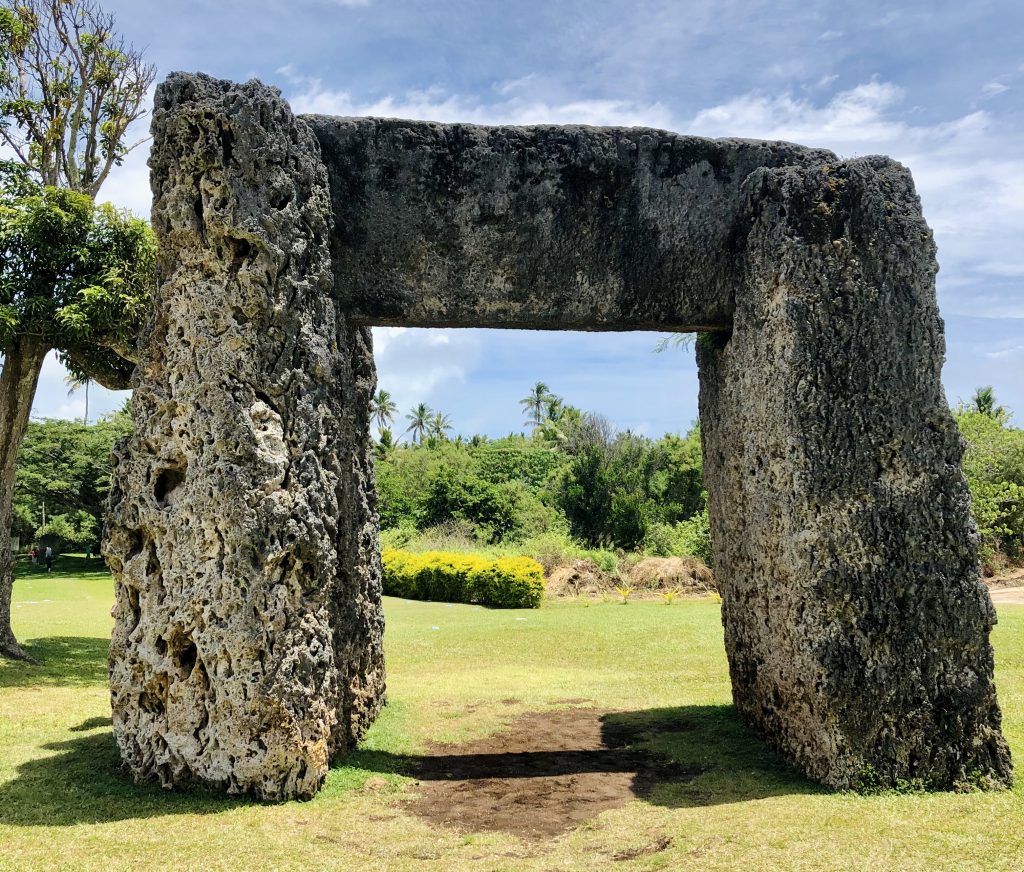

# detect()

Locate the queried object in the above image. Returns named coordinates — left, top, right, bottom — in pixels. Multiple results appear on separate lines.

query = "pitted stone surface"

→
left=697, top=159, right=1012, bottom=789
left=105, top=71, right=1011, bottom=800
left=104, top=73, right=384, bottom=801
left=306, top=116, right=834, bottom=331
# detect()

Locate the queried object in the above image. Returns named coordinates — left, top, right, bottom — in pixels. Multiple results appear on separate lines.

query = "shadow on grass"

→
left=600, top=705, right=823, bottom=806
left=333, top=704, right=820, bottom=808
left=0, top=722, right=244, bottom=826
left=0, top=704, right=817, bottom=827
left=0, top=636, right=109, bottom=688
left=14, top=554, right=111, bottom=580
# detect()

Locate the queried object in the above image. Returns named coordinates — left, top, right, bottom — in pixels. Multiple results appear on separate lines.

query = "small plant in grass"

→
left=662, top=588, right=682, bottom=605
left=614, top=585, right=633, bottom=604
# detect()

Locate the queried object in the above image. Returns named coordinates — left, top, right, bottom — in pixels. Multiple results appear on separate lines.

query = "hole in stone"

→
left=154, top=463, right=187, bottom=507
left=125, top=586, right=141, bottom=633
left=175, top=639, right=198, bottom=676
left=270, top=189, right=292, bottom=211
left=126, top=529, right=144, bottom=561
left=146, top=541, right=160, bottom=579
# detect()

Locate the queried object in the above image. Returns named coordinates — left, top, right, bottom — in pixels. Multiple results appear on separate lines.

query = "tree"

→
left=0, top=0, right=156, bottom=198
left=0, top=170, right=154, bottom=659
left=12, top=406, right=131, bottom=548
left=429, top=410, right=452, bottom=442
left=0, top=1, right=153, bottom=660
left=519, top=381, right=554, bottom=431
left=970, top=386, right=1007, bottom=423
left=65, top=371, right=90, bottom=423
left=403, top=402, right=432, bottom=445
left=370, top=388, right=396, bottom=432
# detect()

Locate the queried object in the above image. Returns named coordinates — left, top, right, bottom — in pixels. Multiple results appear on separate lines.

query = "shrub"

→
left=644, top=510, right=714, bottom=566
left=381, top=549, right=545, bottom=608
left=954, top=407, right=1024, bottom=569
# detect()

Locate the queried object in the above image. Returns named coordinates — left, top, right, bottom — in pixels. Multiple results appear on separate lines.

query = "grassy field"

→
left=1, top=559, right=1022, bottom=871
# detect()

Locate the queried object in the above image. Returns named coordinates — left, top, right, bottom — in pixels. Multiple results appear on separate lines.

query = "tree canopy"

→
left=0, top=0, right=156, bottom=198
left=0, top=162, right=155, bottom=386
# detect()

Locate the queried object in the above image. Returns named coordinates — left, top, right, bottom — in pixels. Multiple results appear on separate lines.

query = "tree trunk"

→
left=0, top=337, right=49, bottom=661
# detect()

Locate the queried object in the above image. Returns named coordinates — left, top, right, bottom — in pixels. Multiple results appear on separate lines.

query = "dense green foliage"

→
left=10, top=384, right=1024, bottom=576
left=382, top=549, right=545, bottom=608
left=11, top=407, right=130, bottom=550
left=953, top=404, right=1024, bottom=569
left=376, top=416, right=708, bottom=559
left=0, top=163, right=156, bottom=384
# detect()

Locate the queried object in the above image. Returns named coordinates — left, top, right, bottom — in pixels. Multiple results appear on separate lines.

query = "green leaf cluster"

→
left=954, top=407, right=1024, bottom=567
left=0, top=162, right=155, bottom=382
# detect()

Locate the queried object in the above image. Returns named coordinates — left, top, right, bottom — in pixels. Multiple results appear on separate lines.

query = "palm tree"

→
left=519, top=382, right=555, bottom=430
left=370, top=389, right=397, bottom=431
left=404, top=403, right=432, bottom=445
left=970, top=386, right=1006, bottom=420
left=429, top=410, right=453, bottom=442
left=65, top=374, right=91, bottom=425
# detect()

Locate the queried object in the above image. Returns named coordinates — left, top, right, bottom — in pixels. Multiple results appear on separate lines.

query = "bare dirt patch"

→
left=405, top=708, right=698, bottom=839
left=987, top=566, right=1024, bottom=589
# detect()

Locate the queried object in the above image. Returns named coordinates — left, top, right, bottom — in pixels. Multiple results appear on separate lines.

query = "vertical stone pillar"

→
left=698, top=158, right=1012, bottom=789
left=104, top=73, right=384, bottom=800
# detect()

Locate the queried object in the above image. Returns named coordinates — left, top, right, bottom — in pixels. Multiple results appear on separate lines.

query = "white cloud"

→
left=981, top=81, right=1010, bottom=98
left=681, top=82, right=1024, bottom=318
left=101, top=137, right=152, bottom=217
left=371, top=327, right=482, bottom=435
left=282, top=70, right=675, bottom=129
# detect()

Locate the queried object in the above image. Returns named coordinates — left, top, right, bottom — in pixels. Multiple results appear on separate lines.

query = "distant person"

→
left=85, top=544, right=92, bottom=562
left=30, top=546, right=37, bottom=565
left=44, top=545, right=53, bottom=573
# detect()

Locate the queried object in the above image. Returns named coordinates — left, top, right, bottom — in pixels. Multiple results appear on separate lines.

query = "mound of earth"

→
left=406, top=707, right=698, bottom=838
left=628, top=556, right=715, bottom=594
left=545, top=559, right=614, bottom=598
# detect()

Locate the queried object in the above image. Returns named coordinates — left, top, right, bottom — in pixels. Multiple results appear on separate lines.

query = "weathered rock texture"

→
left=697, top=160, right=1012, bottom=789
left=104, top=74, right=384, bottom=800
left=306, top=116, right=832, bottom=331
left=106, top=71, right=1012, bottom=799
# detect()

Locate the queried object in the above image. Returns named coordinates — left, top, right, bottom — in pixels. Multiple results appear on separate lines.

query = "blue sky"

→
left=28, top=0, right=1024, bottom=437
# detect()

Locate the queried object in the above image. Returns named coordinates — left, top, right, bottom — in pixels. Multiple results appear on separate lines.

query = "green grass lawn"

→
left=1, top=561, right=1022, bottom=871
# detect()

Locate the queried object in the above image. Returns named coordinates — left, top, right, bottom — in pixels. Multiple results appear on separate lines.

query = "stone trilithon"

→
left=104, top=72, right=1012, bottom=800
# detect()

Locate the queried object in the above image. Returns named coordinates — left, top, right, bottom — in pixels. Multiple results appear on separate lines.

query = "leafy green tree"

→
left=954, top=405, right=1024, bottom=568
left=370, top=388, right=397, bottom=432
left=403, top=402, right=432, bottom=445
left=12, top=406, right=130, bottom=546
left=656, top=425, right=705, bottom=522
left=0, top=0, right=156, bottom=661
left=0, top=172, right=154, bottom=658
left=519, top=381, right=554, bottom=431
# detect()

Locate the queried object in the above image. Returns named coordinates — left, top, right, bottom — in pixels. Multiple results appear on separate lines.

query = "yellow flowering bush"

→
left=381, top=549, right=544, bottom=608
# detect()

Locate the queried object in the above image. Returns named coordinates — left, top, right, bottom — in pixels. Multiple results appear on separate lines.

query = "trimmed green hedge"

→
left=381, top=549, right=545, bottom=608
